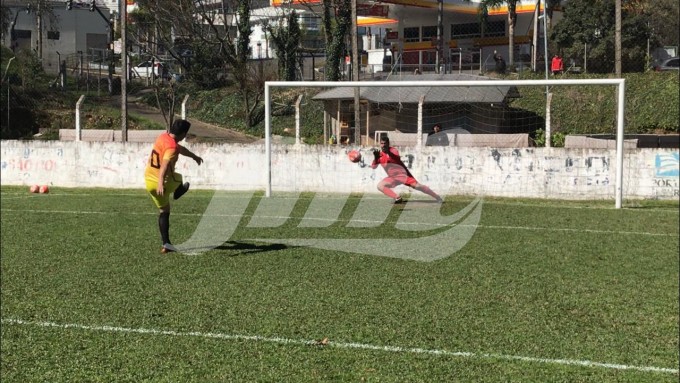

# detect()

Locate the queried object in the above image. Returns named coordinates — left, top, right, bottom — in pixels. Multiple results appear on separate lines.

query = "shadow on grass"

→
left=213, top=241, right=290, bottom=256
left=623, top=200, right=680, bottom=210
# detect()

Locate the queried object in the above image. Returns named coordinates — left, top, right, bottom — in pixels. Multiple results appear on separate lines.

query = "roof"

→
left=312, top=74, right=520, bottom=104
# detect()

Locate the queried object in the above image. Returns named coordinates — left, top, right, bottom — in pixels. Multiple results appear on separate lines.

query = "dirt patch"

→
left=113, top=97, right=258, bottom=144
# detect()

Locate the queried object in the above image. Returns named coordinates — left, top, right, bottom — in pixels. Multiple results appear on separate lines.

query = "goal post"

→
left=264, top=78, right=626, bottom=208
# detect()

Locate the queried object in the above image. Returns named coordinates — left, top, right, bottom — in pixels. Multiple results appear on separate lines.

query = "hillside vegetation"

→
left=179, top=71, right=679, bottom=145
left=508, top=72, right=679, bottom=135
left=2, top=45, right=678, bottom=144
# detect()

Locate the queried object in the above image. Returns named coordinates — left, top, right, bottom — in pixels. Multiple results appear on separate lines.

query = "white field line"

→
left=1, top=191, right=678, bottom=213
left=0, top=192, right=147, bottom=199
left=1, top=208, right=677, bottom=237
left=2, top=318, right=677, bottom=375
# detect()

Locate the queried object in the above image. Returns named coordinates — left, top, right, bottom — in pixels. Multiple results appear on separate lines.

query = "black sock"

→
left=159, top=211, right=170, bottom=244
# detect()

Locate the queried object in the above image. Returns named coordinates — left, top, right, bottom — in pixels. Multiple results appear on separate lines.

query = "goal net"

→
left=264, top=76, right=626, bottom=207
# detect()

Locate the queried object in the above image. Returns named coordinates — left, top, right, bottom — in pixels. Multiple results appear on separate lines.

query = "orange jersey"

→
left=144, top=132, right=179, bottom=183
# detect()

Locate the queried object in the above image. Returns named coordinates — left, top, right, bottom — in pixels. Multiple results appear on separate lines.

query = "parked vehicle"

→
left=131, top=60, right=169, bottom=79
left=653, top=57, right=679, bottom=71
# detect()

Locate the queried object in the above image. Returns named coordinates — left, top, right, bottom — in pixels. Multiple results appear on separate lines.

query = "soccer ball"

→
left=348, top=150, right=362, bottom=163
left=29, top=185, right=39, bottom=193
left=39, top=185, right=49, bottom=194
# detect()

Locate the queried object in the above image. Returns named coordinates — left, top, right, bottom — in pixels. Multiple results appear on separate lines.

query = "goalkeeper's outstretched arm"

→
left=370, top=149, right=381, bottom=169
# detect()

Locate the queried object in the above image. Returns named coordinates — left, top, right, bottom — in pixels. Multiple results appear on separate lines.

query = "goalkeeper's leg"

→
left=377, top=177, right=401, bottom=202
left=410, top=181, right=443, bottom=203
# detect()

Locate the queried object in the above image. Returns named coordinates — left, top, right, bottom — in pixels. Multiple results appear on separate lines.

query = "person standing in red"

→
left=144, top=119, right=203, bottom=253
left=551, top=54, right=564, bottom=75
left=370, top=137, right=443, bottom=204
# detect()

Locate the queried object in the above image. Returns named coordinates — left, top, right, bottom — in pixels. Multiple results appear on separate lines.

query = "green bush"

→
left=533, top=129, right=565, bottom=147
left=182, top=72, right=678, bottom=143
left=511, top=72, right=679, bottom=135
left=184, top=87, right=324, bottom=140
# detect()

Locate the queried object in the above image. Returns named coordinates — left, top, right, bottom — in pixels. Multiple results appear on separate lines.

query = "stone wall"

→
left=1, top=140, right=678, bottom=200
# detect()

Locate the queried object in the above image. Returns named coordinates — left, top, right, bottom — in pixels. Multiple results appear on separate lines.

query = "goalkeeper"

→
left=370, top=137, right=443, bottom=204
left=144, top=119, right=204, bottom=253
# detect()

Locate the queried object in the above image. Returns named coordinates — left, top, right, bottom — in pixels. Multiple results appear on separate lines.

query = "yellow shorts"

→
left=145, top=173, right=183, bottom=208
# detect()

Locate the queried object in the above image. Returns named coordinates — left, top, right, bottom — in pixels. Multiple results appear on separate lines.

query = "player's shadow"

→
left=214, top=241, right=289, bottom=256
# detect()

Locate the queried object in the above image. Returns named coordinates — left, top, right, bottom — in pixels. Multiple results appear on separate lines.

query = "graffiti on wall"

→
left=0, top=147, right=63, bottom=182
left=489, top=150, right=611, bottom=187
left=411, top=149, right=615, bottom=196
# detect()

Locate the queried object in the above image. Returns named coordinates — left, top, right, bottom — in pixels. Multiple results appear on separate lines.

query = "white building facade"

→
left=271, top=0, right=563, bottom=72
left=2, top=0, right=117, bottom=73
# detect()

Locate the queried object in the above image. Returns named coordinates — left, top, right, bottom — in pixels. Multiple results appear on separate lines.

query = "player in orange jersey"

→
left=144, top=119, right=203, bottom=253
left=370, top=136, right=443, bottom=204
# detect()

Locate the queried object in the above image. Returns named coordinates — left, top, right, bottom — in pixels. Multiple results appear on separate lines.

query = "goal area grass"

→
left=1, top=186, right=678, bottom=381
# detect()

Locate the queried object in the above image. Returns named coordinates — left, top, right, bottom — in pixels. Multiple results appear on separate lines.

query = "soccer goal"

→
left=264, top=77, right=626, bottom=208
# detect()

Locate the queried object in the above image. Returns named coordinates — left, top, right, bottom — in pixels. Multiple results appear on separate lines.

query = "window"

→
left=485, top=20, right=506, bottom=37
left=47, top=31, right=60, bottom=40
left=452, top=23, right=478, bottom=39
left=451, top=21, right=505, bottom=39
left=404, top=27, right=420, bottom=43
left=298, top=14, right=320, bottom=31
left=422, top=26, right=438, bottom=40
left=14, top=30, right=31, bottom=39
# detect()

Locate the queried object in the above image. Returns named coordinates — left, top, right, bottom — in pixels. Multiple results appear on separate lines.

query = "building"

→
left=2, top=0, right=115, bottom=73
left=272, top=0, right=564, bottom=73
left=313, top=73, right=542, bottom=145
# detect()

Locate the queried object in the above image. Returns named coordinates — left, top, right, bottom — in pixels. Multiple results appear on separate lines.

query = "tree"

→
left=623, top=0, right=679, bottom=51
left=545, top=0, right=562, bottom=31
left=292, top=0, right=353, bottom=81
left=131, top=0, right=266, bottom=129
left=319, top=0, right=352, bottom=81
left=476, top=0, right=520, bottom=68
left=1, top=5, right=12, bottom=39
left=550, top=0, right=653, bottom=73
left=267, top=10, right=301, bottom=81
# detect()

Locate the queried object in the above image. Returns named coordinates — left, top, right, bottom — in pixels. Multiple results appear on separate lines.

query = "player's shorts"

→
left=145, top=173, right=183, bottom=208
left=381, top=175, right=418, bottom=188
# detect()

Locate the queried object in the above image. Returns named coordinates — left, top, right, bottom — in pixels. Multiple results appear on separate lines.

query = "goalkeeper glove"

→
left=373, top=149, right=381, bottom=161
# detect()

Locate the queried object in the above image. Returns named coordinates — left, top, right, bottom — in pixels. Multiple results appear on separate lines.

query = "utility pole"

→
left=436, top=0, right=443, bottom=73
left=615, top=0, right=622, bottom=76
left=25, top=3, right=43, bottom=61
left=542, top=0, right=550, bottom=147
left=83, top=0, right=115, bottom=92
left=532, top=0, right=539, bottom=72
left=351, top=0, right=360, bottom=145
left=10, top=10, right=20, bottom=53
left=37, top=2, right=43, bottom=61
left=121, top=0, right=128, bottom=141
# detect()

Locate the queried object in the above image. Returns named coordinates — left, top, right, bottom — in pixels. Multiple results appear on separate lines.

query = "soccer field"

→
left=1, top=186, right=678, bottom=382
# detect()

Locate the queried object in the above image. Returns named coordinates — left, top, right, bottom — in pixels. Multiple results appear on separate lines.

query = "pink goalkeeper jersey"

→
left=371, top=147, right=414, bottom=178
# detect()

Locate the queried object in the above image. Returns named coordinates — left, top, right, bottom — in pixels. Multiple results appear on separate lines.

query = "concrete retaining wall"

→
left=1, top=140, right=678, bottom=200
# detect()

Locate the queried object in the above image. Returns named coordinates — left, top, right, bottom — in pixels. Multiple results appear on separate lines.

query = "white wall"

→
left=2, top=140, right=678, bottom=201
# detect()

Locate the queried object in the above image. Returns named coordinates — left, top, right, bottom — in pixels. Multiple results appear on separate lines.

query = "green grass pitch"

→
left=1, top=186, right=678, bottom=382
